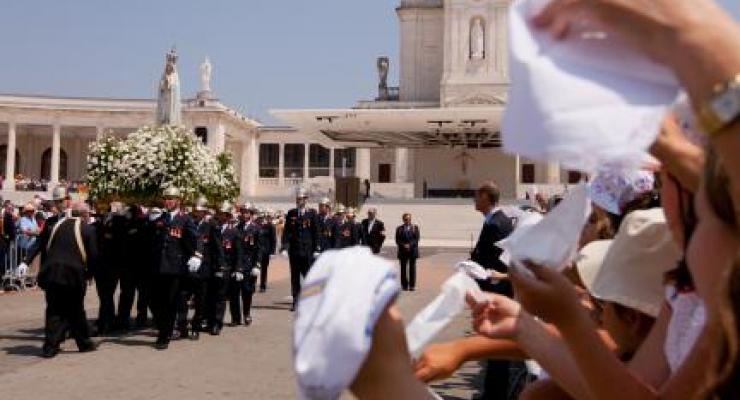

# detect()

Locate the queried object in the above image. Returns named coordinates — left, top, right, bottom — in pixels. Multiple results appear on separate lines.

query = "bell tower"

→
left=440, top=0, right=510, bottom=107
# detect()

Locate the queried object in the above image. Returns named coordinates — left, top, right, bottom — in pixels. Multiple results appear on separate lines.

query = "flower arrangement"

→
left=86, top=125, right=239, bottom=205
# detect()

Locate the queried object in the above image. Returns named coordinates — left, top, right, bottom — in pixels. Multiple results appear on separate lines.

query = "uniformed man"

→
left=19, top=186, right=71, bottom=275
left=37, top=201, right=98, bottom=358
left=230, top=204, right=261, bottom=325
left=316, top=197, right=335, bottom=253
left=335, top=207, right=362, bottom=249
left=281, top=188, right=318, bottom=311
left=361, top=207, right=386, bottom=254
left=150, top=187, right=199, bottom=350
left=206, top=201, right=240, bottom=335
left=177, top=196, right=223, bottom=340
left=94, top=201, right=130, bottom=334
left=256, top=208, right=277, bottom=292
left=127, top=204, right=154, bottom=328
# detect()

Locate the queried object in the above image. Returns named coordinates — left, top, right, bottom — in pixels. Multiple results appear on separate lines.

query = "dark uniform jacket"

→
left=258, top=220, right=277, bottom=257
left=316, top=214, right=335, bottom=252
left=152, top=210, right=198, bottom=276
left=220, top=222, right=243, bottom=275
left=194, top=218, right=225, bottom=279
left=237, top=220, right=262, bottom=273
left=335, top=219, right=362, bottom=249
left=395, top=224, right=420, bottom=260
left=38, top=217, right=98, bottom=290
left=126, top=212, right=153, bottom=272
left=282, top=208, right=318, bottom=258
left=99, top=213, right=130, bottom=269
left=361, top=218, right=386, bottom=253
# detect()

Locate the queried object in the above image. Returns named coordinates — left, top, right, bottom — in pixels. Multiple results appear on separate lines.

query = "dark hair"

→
left=402, top=213, right=411, bottom=220
left=477, top=182, right=501, bottom=206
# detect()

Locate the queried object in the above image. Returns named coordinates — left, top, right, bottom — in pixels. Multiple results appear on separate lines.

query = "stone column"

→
left=546, top=162, right=560, bottom=184
left=73, top=136, right=82, bottom=180
left=240, top=135, right=258, bottom=197
left=4, top=121, right=16, bottom=190
left=50, top=123, right=61, bottom=186
left=394, top=147, right=409, bottom=183
left=355, top=148, right=371, bottom=181
left=303, top=144, right=310, bottom=179
left=328, top=147, right=335, bottom=178
left=278, top=142, right=285, bottom=186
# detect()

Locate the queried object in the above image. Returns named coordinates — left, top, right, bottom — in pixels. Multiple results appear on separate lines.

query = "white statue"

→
left=470, top=19, right=485, bottom=60
left=200, top=57, right=212, bottom=93
left=156, top=48, right=182, bottom=126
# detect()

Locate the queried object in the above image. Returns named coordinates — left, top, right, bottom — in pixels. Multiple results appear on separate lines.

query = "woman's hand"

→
left=466, top=292, right=522, bottom=339
left=509, top=262, right=582, bottom=326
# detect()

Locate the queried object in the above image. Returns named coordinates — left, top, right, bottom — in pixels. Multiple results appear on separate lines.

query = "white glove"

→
left=312, top=252, right=320, bottom=259
left=234, top=272, right=245, bottom=282
left=280, top=250, right=288, bottom=258
left=454, top=260, right=492, bottom=281
left=251, top=267, right=261, bottom=277
left=187, top=257, right=202, bottom=273
left=17, top=263, right=28, bottom=276
left=214, top=271, right=224, bottom=278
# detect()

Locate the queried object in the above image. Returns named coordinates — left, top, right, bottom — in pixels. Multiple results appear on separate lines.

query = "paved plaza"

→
left=0, top=250, right=482, bottom=400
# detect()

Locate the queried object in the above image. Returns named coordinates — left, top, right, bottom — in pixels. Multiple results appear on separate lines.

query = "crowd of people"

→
left=331, top=1, right=740, bottom=399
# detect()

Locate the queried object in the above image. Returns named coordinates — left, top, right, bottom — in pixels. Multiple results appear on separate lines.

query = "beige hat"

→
left=576, top=208, right=681, bottom=318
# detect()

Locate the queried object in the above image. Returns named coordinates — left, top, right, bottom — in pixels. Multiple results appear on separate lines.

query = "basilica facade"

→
left=0, top=0, right=569, bottom=204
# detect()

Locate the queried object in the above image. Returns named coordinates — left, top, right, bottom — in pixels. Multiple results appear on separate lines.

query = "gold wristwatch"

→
left=698, top=74, right=740, bottom=137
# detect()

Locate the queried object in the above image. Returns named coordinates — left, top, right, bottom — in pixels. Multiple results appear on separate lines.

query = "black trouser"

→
left=115, top=267, right=136, bottom=327
left=134, top=268, right=153, bottom=322
left=205, top=274, right=229, bottom=328
left=481, top=280, right=517, bottom=400
left=177, top=276, right=207, bottom=332
left=44, top=283, right=92, bottom=351
left=152, top=274, right=180, bottom=343
left=93, top=268, right=116, bottom=332
left=288, top=254, right=312, bottom=302
left=259, top=254, right=271, bottom=290
left=399, top=257, right=417, bottom=290
left=229, top=274, right=256, bottom=323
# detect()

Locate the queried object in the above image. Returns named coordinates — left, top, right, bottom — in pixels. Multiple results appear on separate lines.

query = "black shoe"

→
left=134, top=316, right=148, bottom=328
left=410, top=287, right=416, bottom=291
left=41, top=345, right=59, bottom=358
left=210, top=326, right=222, bottom=336
left=154, top=340, right=169, bottom=350
left=78, top=341, right=97, bottom=353
left=244, top=316, right=252, bottom=326
left=190, top=329, right=200, bottom=340
left=230, top=321, right=242, bottom=327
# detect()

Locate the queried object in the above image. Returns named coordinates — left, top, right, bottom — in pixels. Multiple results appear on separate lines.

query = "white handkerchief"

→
left=497, top=185, right=591, bottom=270
left=502, top=0, right=680, bottom=172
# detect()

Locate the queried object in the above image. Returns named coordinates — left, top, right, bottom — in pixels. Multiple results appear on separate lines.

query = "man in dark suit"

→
left=335, top=207, right=362, bottom=249
left=395, top=213, right=420, bottom=291
left=22, top=186, right=71, bottom=270
left=150, top=187, right=199, bottom=350
left=361, top=207, right=386, bottom=254
left=37, top=201, right=98, bottom=358
left=231, top=205, right=261, bottom=326
left=316, top=198, right=335, bottom=254
left=281, top=188, right=318, bottom=311
left=177, top=197, right=223, bottom=339
left=257, top=209, right=277, bottom=292
left=470, top=182, right=516, bottom=400
left=206, top=202, right=241, bottom=335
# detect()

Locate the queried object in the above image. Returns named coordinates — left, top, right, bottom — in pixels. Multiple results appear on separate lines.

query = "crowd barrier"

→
left=1, top=239, right=37, bottom=291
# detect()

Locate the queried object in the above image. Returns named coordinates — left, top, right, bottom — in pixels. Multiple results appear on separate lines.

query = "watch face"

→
left=712, top=85, right=740, bottom=122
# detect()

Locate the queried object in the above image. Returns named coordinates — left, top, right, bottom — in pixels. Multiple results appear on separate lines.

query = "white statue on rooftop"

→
left=200, top=57, right=212, bottom=93
left=156, top=47, right=182, bottom=125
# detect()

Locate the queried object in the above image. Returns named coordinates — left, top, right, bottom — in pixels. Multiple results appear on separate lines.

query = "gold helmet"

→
left=318, top=197, right=331, bottom=206
left=219, top=200, right=234, bottom=214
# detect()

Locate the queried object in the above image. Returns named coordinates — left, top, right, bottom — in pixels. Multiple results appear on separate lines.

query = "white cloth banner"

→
left=502, top=0, right=680, bottom=172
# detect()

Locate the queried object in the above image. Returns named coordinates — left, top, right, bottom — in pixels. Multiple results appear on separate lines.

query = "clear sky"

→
left=0, top=0, right=400, bottom=123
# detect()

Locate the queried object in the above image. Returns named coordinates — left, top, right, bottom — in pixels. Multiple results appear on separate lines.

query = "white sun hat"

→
left=576, top=208, right=681, bottom=317
left=293, top=246, right=400, bottom=400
